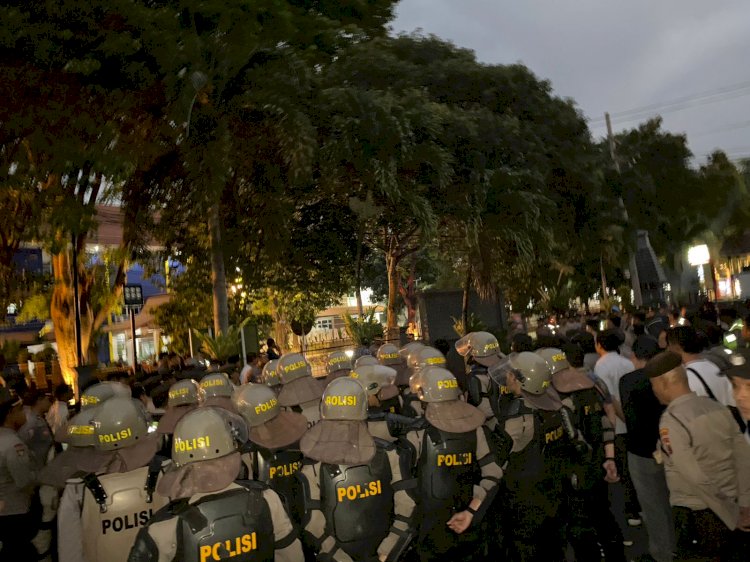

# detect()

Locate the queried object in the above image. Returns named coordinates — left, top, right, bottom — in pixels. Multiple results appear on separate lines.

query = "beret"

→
left=644, top=351, right=682, bottom=379
left=726, top=359, right=750, bottom=380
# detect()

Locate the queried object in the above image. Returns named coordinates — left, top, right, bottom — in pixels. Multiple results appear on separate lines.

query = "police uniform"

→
left=58, top=397, right=168, bottom=562
left=128, top=407, right=302, bottom=562
left=299, top=378, right=417, bottom=562
left=493, top=352, right=575, bottom=562
left=235, top=384, right=309, bottom=528
left=277, top=354, right=325, bottom=428
left=648, top=351, right=750, bottom=559
left=0, top=387, right=38, bottom=559
left=349, top=364, right=404, bottom=441
left=545, top=350, right=624, bottom=562
left=400, top=347, right=447, bottom=419
left=403, top=368, right=501, bottom=562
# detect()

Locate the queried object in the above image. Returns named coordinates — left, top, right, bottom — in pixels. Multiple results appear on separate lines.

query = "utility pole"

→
left=605, top=112, right=643, bottom=308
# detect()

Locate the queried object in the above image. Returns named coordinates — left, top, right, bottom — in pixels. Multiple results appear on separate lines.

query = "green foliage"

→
left=452, top=313, right=487, bottom=337
left=192, top=319, right=249, bottom=362
left=342, top=308, right=383, bottom=346
left=17, top=293, right=51, bottom=324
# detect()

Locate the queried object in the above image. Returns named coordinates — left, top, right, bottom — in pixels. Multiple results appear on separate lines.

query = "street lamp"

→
left=688, top=244, right=711, bottom=297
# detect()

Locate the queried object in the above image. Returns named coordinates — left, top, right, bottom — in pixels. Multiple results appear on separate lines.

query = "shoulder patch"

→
left=659, top=427, right=673, bottom=455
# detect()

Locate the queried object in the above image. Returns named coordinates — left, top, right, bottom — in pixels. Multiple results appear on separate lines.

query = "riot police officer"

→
left=234, top=383, right=309, bottom=528
left=0, top=386, right=38, bottom=559
left=406, top=367, right=501, bottom=562
left=489, top=351, right=573, bottom=561
left=349, top=364, right=402, bottom=441
left=156, top=379, right=205, bottom=436
left=277, top=353, right=325, bottom=427
left=354, top=355, right=379, bottom=368
left=128, top=407, right=303, bottom=562
left=455, top=331, right=506, bottom=429
left=401, top=346, right=446, bottom=418
left=262, top=359, right=282, bottom=393
left=79, top=380, right=132, bottom=412
left=200, top=372, right=237, bottom=413
left=377, top=343, right=409, bottom=389
left=298, top=377, right=416, bottom=561
left=539, top=346, right=624, bottom=562
left=325, top=351, right=353, bottom=382
left=58, top=397, right=168, bottom=562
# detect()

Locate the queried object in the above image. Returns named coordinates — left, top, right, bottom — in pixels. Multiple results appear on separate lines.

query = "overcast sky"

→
left=392, top=0, right=750, bottom=163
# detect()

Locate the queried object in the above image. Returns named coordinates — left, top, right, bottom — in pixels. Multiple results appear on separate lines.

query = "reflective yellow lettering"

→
left=337, top=487, right=347, bottom=502
left=212, top=542, right=221, bottom=561
left=199, top=545, right=212, bottom=562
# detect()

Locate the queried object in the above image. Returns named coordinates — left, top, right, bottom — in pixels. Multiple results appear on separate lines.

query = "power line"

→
left=691, top=120, right=750, bottom=138
left=589, top=80, right=750, bottom=126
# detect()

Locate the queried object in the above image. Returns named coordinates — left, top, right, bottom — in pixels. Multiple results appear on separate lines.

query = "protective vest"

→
left=467, top=368, right=494, bottom=421
left=503, top=402, right=568, bottom=491
left=568, top=388, right=604, bottom=449
left=319, top=447, right=394, bottom=560
left=81, top=461, right=168, bottom=562
left=487, top=371, right=515, bottom=422
left=253, top=447, right=305, bottom=526
left=399, top=391, right=423, bottom=418
left=174, top=482, right=275, bottom=562
left=417, top=425, right=477, bottom=515
left=376, top=395, right=402, bottom=415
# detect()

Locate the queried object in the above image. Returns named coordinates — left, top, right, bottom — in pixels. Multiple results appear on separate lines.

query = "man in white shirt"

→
left=595, top=329, right=641, bottom=527
left=667, top=326, right=734, bottom=407
left=595, top=330, right=635, bottom=435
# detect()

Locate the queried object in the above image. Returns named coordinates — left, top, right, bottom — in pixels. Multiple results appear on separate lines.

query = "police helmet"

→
left=399, top=341, right=424, bottom=361
left=509, top=351, right=552, bottom=395
left=408, top=346, right=446, bottom=372
left=172, top=408, right=236, bottom=467
left=234, top=383, right=280, bottom=428
left=349, top=365, right=397, bottom=395
left=64, top=408, right=99, bottom=448
left=326, top=351, right=353, bottom=375
left=80, top=381, right=131, bottom=410
left=354, top=355, right=379, bottom=368
left=535, top=348, right=571, bottom=375
left=200, top=372, right=233, bottom=398
left=320, top=377, right=368, bottom=421
left=91, top=397, right=148, bottom=451
left=377, top=343, right=402, bottom=366
left=167, top=379, right=205, bottom=407
left=276, top=353, right=310, bottom=384
left=262, top=359, right=281, bottom=386
left=417, top=367, right=462, bottom=403
left=455, top=331, right=501, bottom=359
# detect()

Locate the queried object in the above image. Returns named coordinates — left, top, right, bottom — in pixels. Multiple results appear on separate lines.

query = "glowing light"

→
left=687, top=245, right=710, bottom=266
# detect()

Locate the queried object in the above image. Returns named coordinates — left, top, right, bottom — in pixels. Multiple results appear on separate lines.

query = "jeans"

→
left=628, top=452, right=676, bottom=562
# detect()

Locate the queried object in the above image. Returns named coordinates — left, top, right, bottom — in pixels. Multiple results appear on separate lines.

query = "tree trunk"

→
left=386, top=252, right=400, bottom=341
left=208, top=201, right=229, bottom=336
left=51, top=267, right=92, bottom=398
left=354, top=221, right=365, bottom=317
left=461, top=265, right=472, bottom=336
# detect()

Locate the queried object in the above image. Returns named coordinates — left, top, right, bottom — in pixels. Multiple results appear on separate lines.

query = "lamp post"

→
left=688, top=244, right=711, bottom=299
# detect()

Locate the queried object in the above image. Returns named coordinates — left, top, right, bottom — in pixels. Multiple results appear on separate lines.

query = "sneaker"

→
left=627, top=517, right=642, bottom=527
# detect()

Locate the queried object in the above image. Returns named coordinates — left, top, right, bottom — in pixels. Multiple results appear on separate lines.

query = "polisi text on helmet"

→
left=324, top=395, right=357, bottom=407
left=254, top=398, right=277, bottom=415
left=174, top=435, right=211, bottom=453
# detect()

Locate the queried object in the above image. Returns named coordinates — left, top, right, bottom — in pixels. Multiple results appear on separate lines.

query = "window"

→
left=315, top=318, right=333, bottom=331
